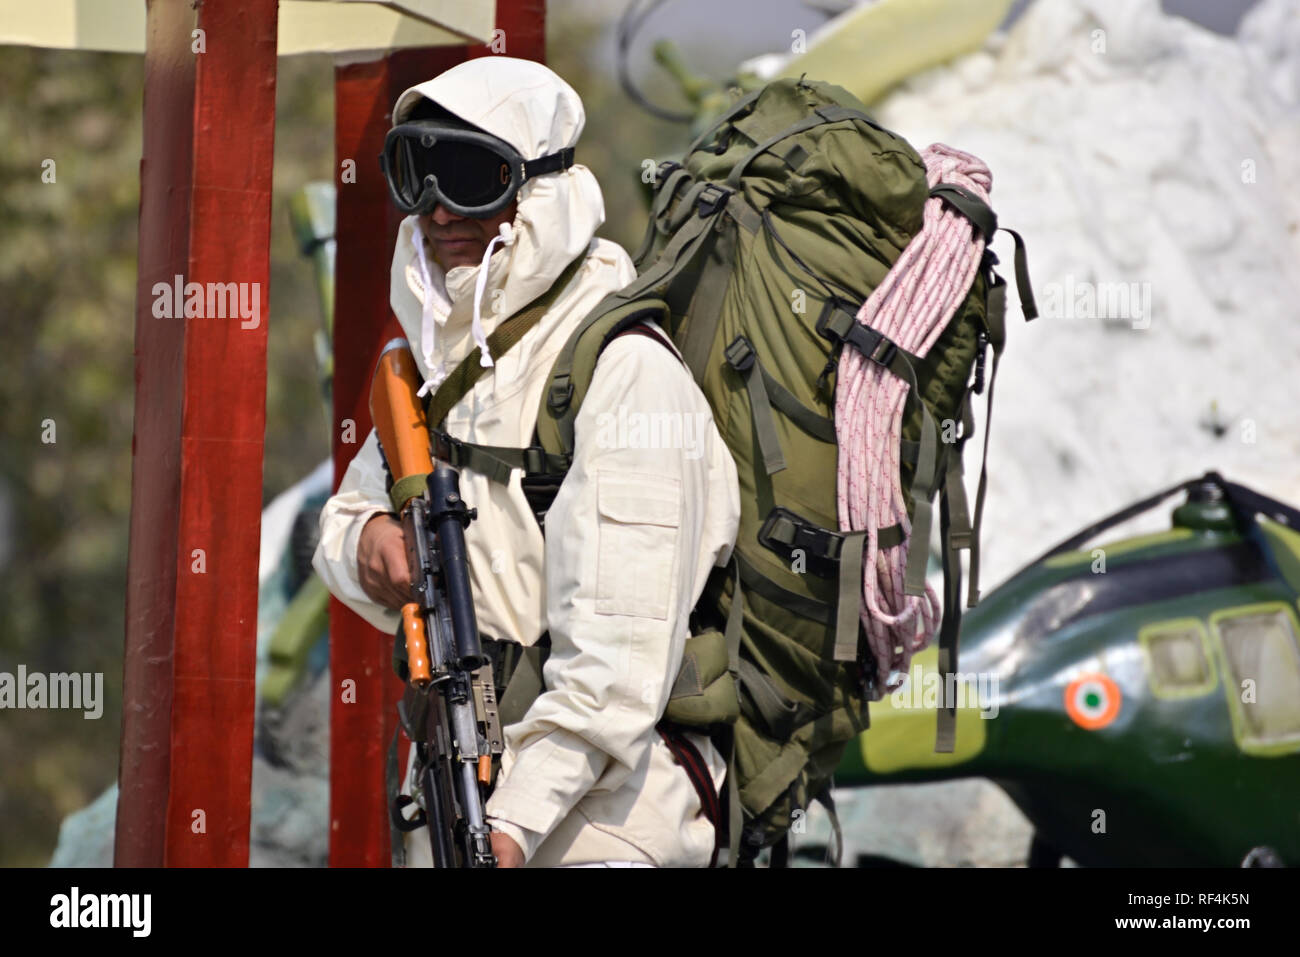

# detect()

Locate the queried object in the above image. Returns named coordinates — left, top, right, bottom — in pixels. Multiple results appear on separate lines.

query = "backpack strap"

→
left=727, top=334, right=785, bottom=474
left=724, top=335, right=837, bottom=476
left=834, top=531, right=870, bottom=664
left=923, top=186, right=1039, bottom=749
left=943, top=395, right=977, bottom=553
left=632, top=161, right=693, bottom=267
left=930, top=183, right=1039, bottom=323
left=606, top=321, right=680, bottom=354
left=757, top=507, right=905, bottom=571
left=926, top=185, right=1039, bottom=609
left=965, top=263, right=1019, bottom=606
left=629, top=172, right=762, bottom=383
left=726, top=335, right=837, bottom=445
left=541, top=300, right=673, bottom=460
left=496, top=635, right=551, bottom=728
left=427, top=430, right=568, bottom=486
left=422, top=320, right=680, bottom=536
left=754, top=506, right=903, bottom=665
left=684, top=87, right=765, bottom=156
left=720, top=557, right=744, bottom=868
left=723, top=104, right=883, bottom=190
left=615, top=185, right=732, bottom=305
left=676, top=205, right=739, bottom=378
left=423, top=253, right=586, bottom=431
left=934, top=468, right=964, bottom=753
left=768, top=787, right=843, bottom=867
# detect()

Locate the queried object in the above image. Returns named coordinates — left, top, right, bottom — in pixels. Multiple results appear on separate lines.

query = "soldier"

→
left=312, top=57, right=739, bottom=867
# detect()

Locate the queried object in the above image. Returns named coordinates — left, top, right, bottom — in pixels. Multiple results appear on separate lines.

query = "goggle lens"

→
left=386, top=134, right=514, bottom=213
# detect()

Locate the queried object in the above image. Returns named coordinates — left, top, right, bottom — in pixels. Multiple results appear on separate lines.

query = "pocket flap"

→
left=680, top=629, right=730, bottom=689
left=596, top=470, right=681, bottom=527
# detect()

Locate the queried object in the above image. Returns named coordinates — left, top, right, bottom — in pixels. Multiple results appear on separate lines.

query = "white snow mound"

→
left=872, top=0, right=1300, bottom=589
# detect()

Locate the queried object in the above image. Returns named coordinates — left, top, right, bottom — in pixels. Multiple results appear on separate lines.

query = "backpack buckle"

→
left=723, top=335, right=756, bottom=373
left=758, top=507, right=841, bottom=578
left=654, top=160, right=682, bottom=188
left=838, top=321, right=898, bottom=369
left=697, top=183, right=732, bottom=218
left=547, top=375, right=574, bottom=413
left=522, top=446, right=547, bottom=474
left=869, top=336, right=898, bottom=368
left=814, top=297, right=860, bottom=343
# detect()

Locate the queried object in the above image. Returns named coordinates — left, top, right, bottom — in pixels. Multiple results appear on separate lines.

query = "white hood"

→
left=388, top=57, right=607, bottom=393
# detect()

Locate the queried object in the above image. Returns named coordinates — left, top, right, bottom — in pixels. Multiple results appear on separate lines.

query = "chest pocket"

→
left=595, top=470, right=682, bottom=620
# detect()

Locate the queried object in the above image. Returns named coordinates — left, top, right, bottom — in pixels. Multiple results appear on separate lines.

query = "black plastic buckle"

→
left=724, top=335, right=756, bottom=373
left=654, top=160, right=682, bottom=187
left=757, top=506, right=841, bottom=578
left=522, top=446, right=547, bottom=475
left=547, top=376, right=574, bottom=414
left=814, top=296, right=859, bottom=343
left=869, top=336, right=897, bottom=368
left=837, top=321, right=897, bottom=369
left=697, top=183, right=731, bottom=218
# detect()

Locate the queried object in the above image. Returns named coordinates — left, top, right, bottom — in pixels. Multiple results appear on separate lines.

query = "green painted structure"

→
left=836, top=475, right=1300, bottom=867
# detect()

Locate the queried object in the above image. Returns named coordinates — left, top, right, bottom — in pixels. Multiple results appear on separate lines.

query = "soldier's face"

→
left=419, top=200, right=518, bottom=271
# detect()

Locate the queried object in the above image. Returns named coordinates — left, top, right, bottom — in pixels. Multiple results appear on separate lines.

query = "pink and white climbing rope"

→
left=834, top=143, right=991, bottom=695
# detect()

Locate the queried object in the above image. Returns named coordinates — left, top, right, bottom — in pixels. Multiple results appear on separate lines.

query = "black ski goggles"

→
left=379, top=120, right=575, bottom=218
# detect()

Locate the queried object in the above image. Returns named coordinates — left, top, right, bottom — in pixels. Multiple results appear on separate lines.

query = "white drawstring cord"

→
left=470, top=222, right=515, bottom=368
left=411, top=225, right=445, bottom=398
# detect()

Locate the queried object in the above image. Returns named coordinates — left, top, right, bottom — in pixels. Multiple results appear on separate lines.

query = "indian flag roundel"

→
left=1064, top=674, right=1121, bottom=730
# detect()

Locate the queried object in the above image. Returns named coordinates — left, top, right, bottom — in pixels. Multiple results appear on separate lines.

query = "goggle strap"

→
left=522, top=146, right=575, bottom=182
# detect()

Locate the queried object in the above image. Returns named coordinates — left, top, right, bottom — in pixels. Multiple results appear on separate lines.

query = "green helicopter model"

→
left=834, top=473, right=1300, bottom=867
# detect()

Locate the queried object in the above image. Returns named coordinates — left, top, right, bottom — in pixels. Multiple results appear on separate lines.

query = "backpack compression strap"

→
left=930, top=182, right=1038, bottom=609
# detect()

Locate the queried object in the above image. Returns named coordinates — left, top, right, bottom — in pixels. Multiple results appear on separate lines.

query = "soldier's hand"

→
left=357, top=513, right=413, bottom=610
left=491, top=830, right=524, bottom=868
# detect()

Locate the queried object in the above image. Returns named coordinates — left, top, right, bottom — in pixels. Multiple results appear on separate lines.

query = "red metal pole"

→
left=329, top=56, right=407, bottom=869
left=328, top=0, right=547, bottom=867
left=116, top=0, right=278, bottom=867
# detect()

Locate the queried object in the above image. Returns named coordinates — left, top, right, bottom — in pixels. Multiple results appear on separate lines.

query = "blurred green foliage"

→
left=0, top=46, right=334, bottom=867
left=0, top=47, right=143, bottom=868
left=0, top=4, right=699, bottom=868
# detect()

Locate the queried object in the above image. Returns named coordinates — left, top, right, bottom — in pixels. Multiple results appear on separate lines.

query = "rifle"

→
left=370, top=337, right=504, bottom=868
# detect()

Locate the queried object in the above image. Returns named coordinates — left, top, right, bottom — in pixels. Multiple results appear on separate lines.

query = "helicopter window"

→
left=1139, top=620, right=1215, bottom=698
left=1210, top=604, right=1300, bottom=755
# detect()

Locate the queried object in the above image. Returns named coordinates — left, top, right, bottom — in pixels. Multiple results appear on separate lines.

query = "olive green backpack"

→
left=419, top=76, right=1036, bottom=866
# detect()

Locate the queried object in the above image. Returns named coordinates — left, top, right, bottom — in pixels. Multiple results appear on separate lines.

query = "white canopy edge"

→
left=0, top=0, right=495, bottom=55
